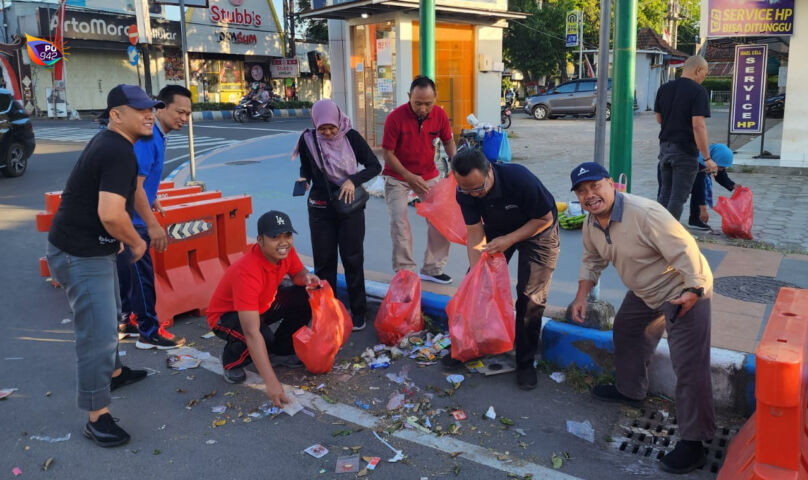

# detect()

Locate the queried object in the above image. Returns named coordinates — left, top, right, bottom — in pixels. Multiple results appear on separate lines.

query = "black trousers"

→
left=488, top=222, right=560, bottom=368
left=308, top=203, right=367, bottom=318
left=116, top=225, right=160, bottom=338
left=212, top=286, right=310, bottom=370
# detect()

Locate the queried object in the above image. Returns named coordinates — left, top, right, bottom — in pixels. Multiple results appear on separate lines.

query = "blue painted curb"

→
left=191, top=108, right=310, bottom=122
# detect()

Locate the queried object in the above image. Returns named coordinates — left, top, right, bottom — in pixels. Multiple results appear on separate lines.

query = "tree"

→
left=295, top=0, right=328, bottom=43
left=504, top=0, right=576, bottom=81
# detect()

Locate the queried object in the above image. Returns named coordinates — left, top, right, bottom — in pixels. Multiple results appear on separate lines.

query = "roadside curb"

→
left=191, top=108, right=310, bottom=122
left=333, top=273, right=757, bottom=414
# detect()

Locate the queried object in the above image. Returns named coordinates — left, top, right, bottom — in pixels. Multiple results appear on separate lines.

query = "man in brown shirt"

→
left=568, top=162, right=715, bottom=475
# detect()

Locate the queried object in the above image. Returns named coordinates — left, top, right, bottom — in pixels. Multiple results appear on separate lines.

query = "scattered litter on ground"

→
left=12, top=467, right=22, bottom=476
left=355, top=400, right=370, bottom=410
left=364, top=456, right=380, bottom=470
left=549, top=372, right=566, bottom=383
left=42, top=457, right=54, bottom=471
left=373, top=430, right=405, bottom=463
left=551, top=452, right=564, bottom=469
left=30, top=433, right=71, bottom=443
left=485, top=406, right=496, bottom=420
left=167, top=354, right=202, bottom=370
left=305, top=443, right=329, bottom=458
left=45, top=391, right=52, bottom=397
left=500, top=417, right=514, bottom=426
left=386, top=392, right=405, bottom=411
left=566, top=420, right=595, bottom=443
left=0, top=388, right=18, bottom=400
left=201, top=332, right=216, bottom=339
left=336, top=454, right=360, bottom=473
left=205, top=440, right=217, bottom=445
left=370, top=354, right=391, bottom=369
left=302, top=408, right=316, bottom=417
left=445, top=374, right=464, bottom=388
left=4, top=357, right=23, bottom=361
left=211, top=405, right=227, bottom=414
left=514, top=428, right=527, bottom=436
left=119, top=351, right=126, bottom=357
left=452, top=410, right=467, bottom=421
left=61, top=318, right=71, bottom=324
left=212, top=418, right=227, bottom=427
left=283, top=397, right=304, bottom=416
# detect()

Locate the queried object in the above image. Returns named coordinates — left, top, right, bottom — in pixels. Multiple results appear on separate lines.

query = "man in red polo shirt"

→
left=207, top=210, right=318, bottom=407
left=382, top=76, right=458, bottom=284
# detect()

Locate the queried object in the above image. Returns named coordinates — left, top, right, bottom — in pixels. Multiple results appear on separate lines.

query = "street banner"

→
left=730, top=44, right=768, bottom=135
left=566, top=10, right=579, bottom=47
left=707, top=0, right=794, bottom=38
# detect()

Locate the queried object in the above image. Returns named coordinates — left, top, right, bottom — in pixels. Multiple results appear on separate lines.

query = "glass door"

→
left=351, top=23, right=397, bottom=147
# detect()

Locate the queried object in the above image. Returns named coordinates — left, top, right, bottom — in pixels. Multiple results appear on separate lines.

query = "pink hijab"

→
left=296, top=99, right=357, bottom=185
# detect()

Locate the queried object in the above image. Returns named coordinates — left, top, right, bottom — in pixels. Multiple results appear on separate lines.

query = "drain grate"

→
left=225, top=160, right=260, bottom=166
left=611, top=408, right=737, bottom=475
left=714, top=275, right=798, bottom=304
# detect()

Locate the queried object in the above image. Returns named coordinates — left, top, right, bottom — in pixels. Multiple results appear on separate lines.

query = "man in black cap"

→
left=568, top=162, right=715, bottom=474
left=206, top=211, right=319, bottom=407
left=450, top=149, right=559, bottom=390
left=46, top=84, right=165, bottom=447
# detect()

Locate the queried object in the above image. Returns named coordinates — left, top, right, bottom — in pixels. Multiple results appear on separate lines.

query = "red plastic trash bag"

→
left=293, top=281, right=352, bottom=374
left=415, top=175, right=468, bottom=245
left=713, top=186, right=754, bottom=240
left=446, top=252, right=515, bottom=362
left=375, top=270, right=424, bottom=346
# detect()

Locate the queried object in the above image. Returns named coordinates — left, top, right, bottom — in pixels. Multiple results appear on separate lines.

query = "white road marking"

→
left=173, top=346, right=580, bottom=480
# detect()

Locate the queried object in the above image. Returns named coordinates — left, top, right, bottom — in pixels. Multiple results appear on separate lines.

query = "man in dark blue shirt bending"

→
left=450, top=149, right=560, bottom=390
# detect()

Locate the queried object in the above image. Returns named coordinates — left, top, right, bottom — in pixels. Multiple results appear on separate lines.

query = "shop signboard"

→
left=184, top=0, right=284, bottom=56
left=37, top=8, right=180, bottom=46
left=565, top=10, right=579, bottom=47
left=270, top=58, right=299, bottom=78
left=707, top=0, right=794, bottom=38
left=730, top=44, right=768, bottom=135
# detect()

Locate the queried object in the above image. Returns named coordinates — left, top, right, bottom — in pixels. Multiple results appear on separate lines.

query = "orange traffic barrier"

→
left=718, top=287, right=808, bottom=480
left=158, top=181, right=175, bottom=190
left=152, top=195, right=252, bottom=326
left=159, top=191, right=222, bottom=207
left=156, top=185, right=203, bottom=198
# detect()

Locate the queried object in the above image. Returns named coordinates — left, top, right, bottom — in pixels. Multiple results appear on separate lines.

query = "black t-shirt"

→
left=48, top=129, right=138, bottom=257
left=456, top=163, right=558, bottom=237
left=654, top=78, right=710, bottom=153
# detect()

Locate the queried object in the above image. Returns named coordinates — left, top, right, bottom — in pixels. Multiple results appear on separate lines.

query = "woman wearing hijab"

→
left=296, top=99, right=381, bottom=331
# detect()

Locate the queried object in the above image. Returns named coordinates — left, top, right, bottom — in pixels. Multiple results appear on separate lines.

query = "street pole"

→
left=578, top=13, right=583, bottom=79
left=178, top=0, right=200, bottom=187
left=419, top=0, right=435, bottom=79
left=593, top=0, right=611, bottom=165
left=609, top=0, right=637, bottom=192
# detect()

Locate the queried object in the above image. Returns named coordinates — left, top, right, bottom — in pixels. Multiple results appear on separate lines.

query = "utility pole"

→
left=288, top=0, right=297, bottom=57
left=593, top=0, right=611, bottom=165
left=578, top=13, right=583, bottom=78
left=178, top=0, right=200, bottom=187
left=609, top=0, right=637, bottom=191
left=419, top=0, right=436, bottom=79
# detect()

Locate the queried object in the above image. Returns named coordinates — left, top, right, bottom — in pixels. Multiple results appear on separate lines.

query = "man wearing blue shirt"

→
left=117, top=85, right=192, bottom=349
left=450, top=149, right=560, bottom=390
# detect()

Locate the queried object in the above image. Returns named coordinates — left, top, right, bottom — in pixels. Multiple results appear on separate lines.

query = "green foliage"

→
left=295, top=0, right=328, bottom=43
left=276, top=100, right=314, bottom=109
left=701, top=77, right=732, bottom=92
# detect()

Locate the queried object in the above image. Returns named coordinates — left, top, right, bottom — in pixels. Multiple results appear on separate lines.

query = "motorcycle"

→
left=233, top=94, right=274, bottom=123
left=500, top=100, right=512, bottom=129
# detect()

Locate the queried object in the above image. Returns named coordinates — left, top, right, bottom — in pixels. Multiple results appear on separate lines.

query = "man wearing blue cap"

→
left=569, top=162, right=715, bottom=474
left=688, top=144, right=739, bottom=231
left=46, top=84, right=164, bottom=447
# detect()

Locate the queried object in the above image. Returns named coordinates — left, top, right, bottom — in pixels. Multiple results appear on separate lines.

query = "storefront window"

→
left=413, top=23, right=475, bottom=136
left=189, top=57, right=245, bottom=104
left=350, top=22, right=396, bottom=147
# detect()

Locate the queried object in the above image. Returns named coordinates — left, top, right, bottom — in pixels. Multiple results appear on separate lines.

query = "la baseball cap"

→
left=257, top=210, right=298, bottom=237
left=570, top=162, right=611, bottom=190
left=98, top=84, right=165, bottom=119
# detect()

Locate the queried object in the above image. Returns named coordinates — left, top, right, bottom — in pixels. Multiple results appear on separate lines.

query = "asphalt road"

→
left=0, top=117, right=727, bottom=479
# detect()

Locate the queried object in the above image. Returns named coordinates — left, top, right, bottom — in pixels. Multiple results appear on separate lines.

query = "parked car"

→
left=765, top=93, right=785, bottom=118
left=0, top=89, right=36, bottom=177
left=524, top=79, right=624, bottom=120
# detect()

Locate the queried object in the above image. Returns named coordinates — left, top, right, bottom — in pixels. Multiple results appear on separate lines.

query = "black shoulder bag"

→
left=310, top=130, right=369, bottom=215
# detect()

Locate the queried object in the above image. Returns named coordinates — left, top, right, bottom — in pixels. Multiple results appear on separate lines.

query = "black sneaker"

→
left=83, top=413, right=131, bottom=448
left=660, top=440, right=707, bottom=474
left=111, top=366, right=147, bottom=391
left=118, top=321, right=139, bottom=340
left=591, top=384, right=644, bottom=408
left=419, top=272, right=453, bottom=285
left=352, top=314, right=366, bottom=332
left=516, top=366, right=538, bottom=390
left=135, top=333, right=186, bottom=350
left=687, top=218, right=711, bottom=231
left=223, top=366, right=246, bottom=384
left=270, top=353, right=303, bottom=368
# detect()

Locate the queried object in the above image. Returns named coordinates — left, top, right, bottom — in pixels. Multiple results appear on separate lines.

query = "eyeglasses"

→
left=456, top=176, right=488, bottom=195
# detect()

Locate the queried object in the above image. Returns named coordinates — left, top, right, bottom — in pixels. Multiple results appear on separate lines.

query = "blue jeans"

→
left=657, top=141, right=699, bottom=221
left=46, top=243, right=122, bottom=411
left=116, top=225, right=160, bottom=338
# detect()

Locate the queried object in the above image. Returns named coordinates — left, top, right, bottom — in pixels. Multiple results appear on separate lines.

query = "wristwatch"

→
left=683, top=287, right=704, bottom=297
left=704, top=157, right=713, bottom=162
